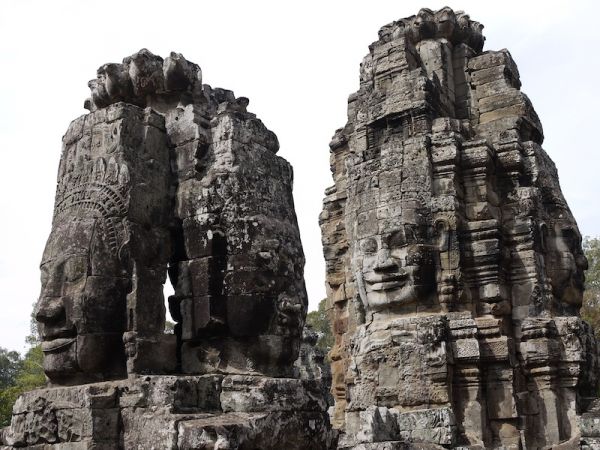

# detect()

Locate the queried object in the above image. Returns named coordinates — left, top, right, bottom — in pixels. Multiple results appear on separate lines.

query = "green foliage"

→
left=306, top=298, right=334, bottom=354
left=165, top=320, right=175, bottom=334
left=0, top=345, right=45, bottom=427
left=582, top=237, right=600, bottom=337
left=26, top=302, right=40, bottom=347
left=15, top=346, right=45, bottom=391
left=0, top=348, right=22, bottom=390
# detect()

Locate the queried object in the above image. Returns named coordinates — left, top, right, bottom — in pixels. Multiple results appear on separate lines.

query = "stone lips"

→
left=320, top=6, right=600, bottom=449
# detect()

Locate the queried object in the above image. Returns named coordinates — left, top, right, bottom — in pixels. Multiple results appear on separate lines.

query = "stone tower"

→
left=1, top=50, right=334, bottom=449
left=320, top=7, right=600, bottom=449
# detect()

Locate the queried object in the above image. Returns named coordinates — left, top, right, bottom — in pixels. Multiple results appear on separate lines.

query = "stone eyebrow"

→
left=40, top=251, right=90, bottom=266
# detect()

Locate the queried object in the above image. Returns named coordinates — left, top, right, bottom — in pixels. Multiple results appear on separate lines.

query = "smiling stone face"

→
left=355, top=225, right=435, bottom=313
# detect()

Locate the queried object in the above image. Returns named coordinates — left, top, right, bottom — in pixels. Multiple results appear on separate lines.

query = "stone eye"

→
left=64, top=257, right=87, bottom=282
left=406, top=246, right=429, bottom=265
left=388, top=230, right=407, bottom=248
left=360, top=238, right=377, bottom=254
left=40, top=266, right=50, bottom=286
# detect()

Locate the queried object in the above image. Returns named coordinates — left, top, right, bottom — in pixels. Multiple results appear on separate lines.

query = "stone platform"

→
left=0, top=375, right=336, bottom=449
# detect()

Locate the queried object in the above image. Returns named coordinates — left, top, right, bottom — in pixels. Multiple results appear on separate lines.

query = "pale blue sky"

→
left=0, top=0, right=598, bottom=353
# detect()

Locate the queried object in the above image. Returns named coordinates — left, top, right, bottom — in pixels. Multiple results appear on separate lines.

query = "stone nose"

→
left=578, top=253, right=589, bottom=271
left=374, top=249, right=398, bottom=272
left=34, top=296, right=65, bottom=324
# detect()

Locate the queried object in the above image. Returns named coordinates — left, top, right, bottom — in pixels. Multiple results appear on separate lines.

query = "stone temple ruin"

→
left=2, top=6, right=600, bottom=450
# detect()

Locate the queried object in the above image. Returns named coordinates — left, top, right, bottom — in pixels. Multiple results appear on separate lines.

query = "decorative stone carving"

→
left=1, top=50, right=333, bottom=449
left=320, top=7, right=599, bottom=449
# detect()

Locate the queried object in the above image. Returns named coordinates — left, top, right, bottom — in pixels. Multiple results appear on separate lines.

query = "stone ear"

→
left=434, top=219, right=450, bottom=252
left=539, top=222, right=548, bottom=253
left=117, top=223, right=131, bottom=265
left=89, top=221, right=100, bottom=258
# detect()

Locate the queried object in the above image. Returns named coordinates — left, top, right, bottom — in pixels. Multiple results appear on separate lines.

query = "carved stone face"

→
left=219, top=215, right=307, bottom=349
left=355, top=226, right=435, bottom=313
left=547, top=220, right=588, bottom=306
left=35, top=219, right=127, bottom=383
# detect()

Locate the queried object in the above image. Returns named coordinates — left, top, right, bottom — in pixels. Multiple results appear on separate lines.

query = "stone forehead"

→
left=42, top=220, right=96, bottom=263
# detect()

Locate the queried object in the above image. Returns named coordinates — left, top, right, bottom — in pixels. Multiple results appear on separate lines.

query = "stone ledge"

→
left=0, top=375, right=333, bottom=449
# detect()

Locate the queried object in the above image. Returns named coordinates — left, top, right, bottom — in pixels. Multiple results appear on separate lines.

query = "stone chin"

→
left=41, top=337, right=78, bottom=380
left=557, top=277, right=585, bottom=306
left=42, top=334, right=124, bottom=382
left=548, top=256, right=586, bottom=306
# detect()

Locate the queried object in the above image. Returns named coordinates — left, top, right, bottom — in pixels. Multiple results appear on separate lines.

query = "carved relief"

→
left=35, top=105, right=172, bottom=384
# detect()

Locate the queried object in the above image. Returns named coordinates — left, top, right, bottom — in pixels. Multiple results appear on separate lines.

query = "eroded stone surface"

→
left=0, top=376, right=335, bottom=449
left=294, top=325, right=334, bottom=407
left=320, top=7, right=599, bottom=449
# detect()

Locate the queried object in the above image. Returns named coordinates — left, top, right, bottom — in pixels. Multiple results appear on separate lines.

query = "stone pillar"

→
left=519, top=318, right=563, bottom=447
left=449, top=314, right=488, bottom=446
left=430, top=118, right=466, bottom=312
left=319, top=7, right=600, bottom=448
